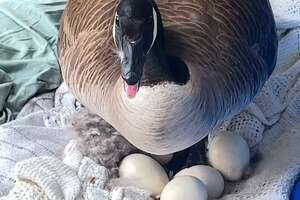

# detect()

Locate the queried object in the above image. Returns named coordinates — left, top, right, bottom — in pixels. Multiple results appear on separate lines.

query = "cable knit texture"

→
left=0, top=140, right=153, bottom=200
left=0, top=0, right=300, bottom=199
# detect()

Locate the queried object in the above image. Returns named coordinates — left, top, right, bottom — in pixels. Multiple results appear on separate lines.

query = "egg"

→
left=175, top=165, right=224, bottom=198
left=208, top=133, right=250, bottom=181
left=161, top=176, right=208, bottom=200
left=119, top=153, right=169, bottom=196
left=151, top=153, right=174, bottom=164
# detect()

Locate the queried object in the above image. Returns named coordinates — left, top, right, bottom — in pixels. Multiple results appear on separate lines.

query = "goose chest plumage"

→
left=58, top=0, right=277, bottom=154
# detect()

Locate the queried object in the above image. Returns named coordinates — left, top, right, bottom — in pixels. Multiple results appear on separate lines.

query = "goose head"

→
left=113, top=0, right=160, bottom=98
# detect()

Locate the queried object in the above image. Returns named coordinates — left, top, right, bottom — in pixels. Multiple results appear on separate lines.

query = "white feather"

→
left=112, top=14, right=117, bottom=45
left=147, top=8, right=158, bottom=54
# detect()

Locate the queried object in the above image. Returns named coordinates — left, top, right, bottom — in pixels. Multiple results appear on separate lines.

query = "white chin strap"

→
left=147, top=7, right=158, bottom=54
left=112, top=7, right=158, bottom=54
left=112, top=13, right=117, bottom=46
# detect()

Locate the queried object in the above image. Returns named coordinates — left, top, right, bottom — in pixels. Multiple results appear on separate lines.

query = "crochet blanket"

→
left=0, top=0, right=300, bottom=199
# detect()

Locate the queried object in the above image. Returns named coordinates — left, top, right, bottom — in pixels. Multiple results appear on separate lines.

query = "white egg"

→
left=161, top=176, right=208, bottom=200
left=151, top=153, right=174, bottom=164
left=208, top=133, right=250, bottom=181
left=175, top=165, right=224, bottom=198
left=119, top=153, right=169, bottom=196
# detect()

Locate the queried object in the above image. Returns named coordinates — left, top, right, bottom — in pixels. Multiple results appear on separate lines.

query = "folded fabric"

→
left=0, top=83, right=73, bottom=196
left=0, top=140, right=153, bottom=200
left=0, top=0, right=66, bottom=124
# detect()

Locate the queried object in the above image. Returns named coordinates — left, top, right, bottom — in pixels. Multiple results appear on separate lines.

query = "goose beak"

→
left=121, top=38, right=144, bottom=98
left=123, top=79, right=140, bottom=99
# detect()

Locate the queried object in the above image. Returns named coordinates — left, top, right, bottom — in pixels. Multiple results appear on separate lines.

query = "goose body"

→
left=59, top=0, right=277, bottom=154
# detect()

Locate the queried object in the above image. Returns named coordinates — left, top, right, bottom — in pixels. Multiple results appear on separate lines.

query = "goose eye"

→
left=115, top=15, right=120, bottom=26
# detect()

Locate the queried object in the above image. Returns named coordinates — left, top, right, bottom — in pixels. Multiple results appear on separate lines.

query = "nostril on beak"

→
left=122, top=72, right=139, bottom=85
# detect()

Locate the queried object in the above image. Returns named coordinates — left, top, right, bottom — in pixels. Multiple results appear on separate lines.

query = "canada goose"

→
left=58, top=0, right=277, bottom=155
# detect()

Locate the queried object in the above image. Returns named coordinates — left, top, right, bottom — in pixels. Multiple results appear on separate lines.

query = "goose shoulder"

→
left=156, top=0, right=277, bottom=71
left=155, top=0, right=277, bottom=105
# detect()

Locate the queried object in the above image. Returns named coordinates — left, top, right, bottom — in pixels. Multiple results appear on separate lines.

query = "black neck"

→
left=141, top=3, right=190, bottom=86
left=141, top=5, right=173, bottom=86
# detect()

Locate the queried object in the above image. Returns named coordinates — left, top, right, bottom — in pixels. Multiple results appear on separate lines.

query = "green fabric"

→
left=0, top=0, right=66, bottom=124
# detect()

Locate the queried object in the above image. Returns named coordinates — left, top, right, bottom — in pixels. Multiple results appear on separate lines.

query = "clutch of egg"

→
left=119, top=133, right=250, bottom=199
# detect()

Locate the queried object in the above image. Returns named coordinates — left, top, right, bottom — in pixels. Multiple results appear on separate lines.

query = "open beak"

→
left=123, top=80, right=140, bottom=99
left=121, top=38, right=145, bottom=98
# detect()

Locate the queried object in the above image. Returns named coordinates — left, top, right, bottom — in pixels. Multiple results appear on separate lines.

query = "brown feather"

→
left=58, top=0, right=277, bottom=154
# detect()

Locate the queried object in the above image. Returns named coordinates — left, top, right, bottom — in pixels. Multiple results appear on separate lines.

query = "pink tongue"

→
left=124, top=82, right=138, bottom=98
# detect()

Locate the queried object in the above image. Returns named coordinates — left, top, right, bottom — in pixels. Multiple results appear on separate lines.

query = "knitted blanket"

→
left=0, top=83, right=73, bottom=196
left=0, top=0, right=300, bottom=199
left=0, top=140, right=153, bottom=200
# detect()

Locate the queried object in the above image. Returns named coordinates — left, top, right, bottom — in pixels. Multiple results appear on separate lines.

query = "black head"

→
left=113, top=0, right=159, bottom=97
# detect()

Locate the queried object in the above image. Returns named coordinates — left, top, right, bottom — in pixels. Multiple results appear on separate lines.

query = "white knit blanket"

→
left=0, top=83, right=74, bottom=197
left=0, top=0, right=300, bottom=199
